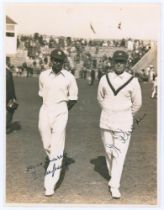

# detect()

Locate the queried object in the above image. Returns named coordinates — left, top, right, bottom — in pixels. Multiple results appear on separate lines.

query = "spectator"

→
left=151, top=75, right=157, bottom=98
left=6, top=61, right=19, bottom=134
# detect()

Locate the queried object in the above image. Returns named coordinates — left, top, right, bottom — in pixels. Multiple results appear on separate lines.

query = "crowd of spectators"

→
left=9, top=33, right=153, bottom=81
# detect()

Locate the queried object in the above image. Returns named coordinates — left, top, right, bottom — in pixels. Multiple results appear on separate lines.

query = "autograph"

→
left=106, top=144, right=121, bottom=158
left=26, top=114, right=146, bottom=178
left=26, top=154, right=65, bottom=179
left=109, top=113, right=146, bottom=144
left=46, top=162, right=63, bottom=177
left=105, top=113, right=146, bottom=158
left=50, top=154, right=63, bottom=162
left=26, top=162, right=43, bottom=172
left=113, top=130, right=131, bottom=143
left=45, top=154, right=64, bottom=177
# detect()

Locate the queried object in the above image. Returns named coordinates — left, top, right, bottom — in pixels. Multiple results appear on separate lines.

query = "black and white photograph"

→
left=1, top=0, right=162, bottom=207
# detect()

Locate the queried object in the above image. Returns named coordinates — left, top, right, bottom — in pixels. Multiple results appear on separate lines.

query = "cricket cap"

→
left=112, top=50, right=128, bottom=62
left=50, top=49, right=66, bottom=62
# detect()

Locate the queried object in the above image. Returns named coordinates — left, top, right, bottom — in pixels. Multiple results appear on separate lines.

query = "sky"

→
left=5, top=3, right=161, bottom=40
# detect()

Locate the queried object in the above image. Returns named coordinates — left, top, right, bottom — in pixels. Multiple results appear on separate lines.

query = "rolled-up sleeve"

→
left=131, top=78, right=142, bottom=115
left=68, top=75, right=78, bottom=101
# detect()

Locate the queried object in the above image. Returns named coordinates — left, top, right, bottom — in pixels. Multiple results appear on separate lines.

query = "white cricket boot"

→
left=110, top=187, right=121, bottom=199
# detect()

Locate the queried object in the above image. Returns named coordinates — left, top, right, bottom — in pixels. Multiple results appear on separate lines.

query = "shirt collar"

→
left=49, top=69, right=65, bottom=77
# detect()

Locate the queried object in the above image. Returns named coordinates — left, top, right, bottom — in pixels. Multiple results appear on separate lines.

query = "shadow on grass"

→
left=90, top=156, right=110, bottom=180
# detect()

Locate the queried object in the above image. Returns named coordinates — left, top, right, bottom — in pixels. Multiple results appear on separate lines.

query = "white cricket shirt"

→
left=39, top=69, right=78, bottom=107
left=97, top=71, right=142, bottom=131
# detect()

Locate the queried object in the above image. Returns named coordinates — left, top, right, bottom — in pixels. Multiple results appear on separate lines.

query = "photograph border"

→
left=1, top=0, right=164, bottom=209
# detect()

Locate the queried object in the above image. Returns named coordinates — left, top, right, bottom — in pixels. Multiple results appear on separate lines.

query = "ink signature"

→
left=109, top=113, right=146, bottom=144
left=50, top=154, right=63, bottom=162
left=46, top=154, right=64, bottom=177
left=106, top=144, right=121, bottom=157
left=26, top=154, right=65, bottom=179
left=112, top=130, right=131, bottom=143
left=46, top=162, right=63, bottom=177
left=26, top=162, right=43, bottom=180
left=26, top=162, right=43, bottom=172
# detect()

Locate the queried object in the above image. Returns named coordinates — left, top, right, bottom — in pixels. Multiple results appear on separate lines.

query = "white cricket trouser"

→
left=38, top=104, right=68, bottom=192
left=101, top=128, right=131, bottom=189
